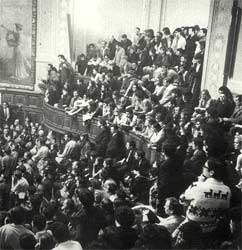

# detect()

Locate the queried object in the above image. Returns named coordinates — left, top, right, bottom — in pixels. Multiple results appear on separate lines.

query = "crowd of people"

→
left=0, top=25, right=241, bottom=250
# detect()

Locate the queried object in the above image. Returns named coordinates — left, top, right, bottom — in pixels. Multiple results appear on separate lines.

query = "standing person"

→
left=75, top=54, right=87, bottom=76
left=0, top=102, right=11, bottom=126
left=58, top=54, right=74, bottom=86
left=106, top=124, right=125, bottom=161
left=1, top=23, right=31, bottom=80
left=171, top=28, right=186, bottom=54
left=72, top=189, right=106, bottom=248
left=132, top=27, right=143, bottom=46
left=190, top=53, right=203, bottom=107
left=158, top=141, right=183, bottom=213
left=185, top=26, right=198, bottom=66
left=114, top=42, right=126, bottom=68
left=108, top=35, right=118, bottom=60
left=95, top=118, right=111, bottom=158
left=120, top=34, right=132, bottom=53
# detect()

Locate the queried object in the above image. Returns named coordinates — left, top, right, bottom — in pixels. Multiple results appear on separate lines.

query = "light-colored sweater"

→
left=182, top=178, right=231, bottom=232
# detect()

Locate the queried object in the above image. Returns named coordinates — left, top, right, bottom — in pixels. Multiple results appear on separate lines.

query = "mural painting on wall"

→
left=0, top=0, right=34, bottom=88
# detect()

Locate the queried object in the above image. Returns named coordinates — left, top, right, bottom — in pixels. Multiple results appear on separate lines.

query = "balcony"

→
left=43, top=102, right=158, bottom=162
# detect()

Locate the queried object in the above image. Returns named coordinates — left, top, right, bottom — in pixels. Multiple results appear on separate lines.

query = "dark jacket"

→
left=158, top=155, right=183, bottom=201
left=106, top=131, right=125, bottom=160
left=95, top=127, right=111, bottom=157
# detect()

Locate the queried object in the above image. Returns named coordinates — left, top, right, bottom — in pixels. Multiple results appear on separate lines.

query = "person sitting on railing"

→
left=82, top=100, right=98, bottom=122
left=66, top=94, right=89, bottom=116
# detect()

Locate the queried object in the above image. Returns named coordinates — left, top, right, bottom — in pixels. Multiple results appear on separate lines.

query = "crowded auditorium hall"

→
left=0, top=0, right=241, bottom=249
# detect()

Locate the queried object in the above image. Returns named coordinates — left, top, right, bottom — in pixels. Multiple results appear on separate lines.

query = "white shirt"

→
left=53, top=240, right=83, bottom=250
left=171, top=35, right=186, bottom=52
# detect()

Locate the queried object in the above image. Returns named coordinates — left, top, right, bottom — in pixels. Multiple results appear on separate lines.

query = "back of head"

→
left=33, top=214, right=46, bottom=231
left=77, top=188, right=94, bottom=208
left=136, top=224, right=171, bottom=249
left=49, top=222, right=70, bottom=244
left=9, top=206, right=26, bottom=224
left=115, top=206, right=134, bottom=228
left=165, top=197, right=183, bottom=216
left=36, top=231, right=55, bottom=250
left=19, top=233, right=37, bottom=250
left=174, top=220, right=203, bottom=249
left=162, top=140, right=177, bottom=158
left=207, top=158, right=227, bottom=181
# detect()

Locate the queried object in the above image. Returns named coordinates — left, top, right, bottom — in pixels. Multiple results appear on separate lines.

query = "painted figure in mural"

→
left=1, top=23, right=30, bottom=80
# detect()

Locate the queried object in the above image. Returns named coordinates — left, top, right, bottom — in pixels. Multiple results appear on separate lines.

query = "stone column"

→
left=201, top=0, right=234, bottom=98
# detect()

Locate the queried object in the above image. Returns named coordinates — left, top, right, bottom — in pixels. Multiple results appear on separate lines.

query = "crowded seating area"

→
left=0, top=25, right=241, bottom=250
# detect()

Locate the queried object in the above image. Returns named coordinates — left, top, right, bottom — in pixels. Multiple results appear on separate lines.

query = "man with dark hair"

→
left=158, top=140, right=183, bottom=213
left=180, top=158, right=231, bottom=234
left=0, top=206, right=34, bottom=249
left=198, top=28, right=207, bottom=42
left=32, top=214, right=46, bottom=237
left=106, top=124, right=125, bottom=160
left=171, top=28, right=186, bottom=54
left=58, top=54, right=74, bottom=86
left=184, top=137, right=207, bottom=176
left=135, top=224, right=171, bottom=249
left=120, top=34, right=132, bottom=52
left=73, top=189, right=106, bottom=248
left=100, top=206, right=137, bottom=249
left=19, top=233, right=37, bottom=250
left=56, top=133, right=79, bottom=162
left=50, top=222, right=83, bottom=250
left=95, top=118, right=111, bottom=157
left=132, top=27, right=143, bottom=47
left=32, top=137, right=49, bottom=162
left=134, top=150, right=151, bottom=177
left=158, top=197, right=185, bottom=233
left=1, top=145, right=13, bottom=180
left=185, top=26, right=198, bottom=65
left=190, top=52, right=204, bottom=107
left=108, top=35, right=118, bottom=60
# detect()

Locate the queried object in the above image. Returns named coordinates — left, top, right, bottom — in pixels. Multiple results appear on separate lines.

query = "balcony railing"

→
left=43, top=102, right=158, bottom=162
